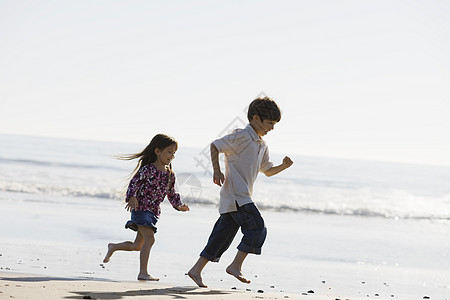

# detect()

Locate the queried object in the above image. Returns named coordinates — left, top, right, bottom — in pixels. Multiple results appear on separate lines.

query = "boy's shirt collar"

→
left=246, top=124, right=263, bottom=143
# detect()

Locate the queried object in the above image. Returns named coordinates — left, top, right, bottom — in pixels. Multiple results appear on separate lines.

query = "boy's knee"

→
left=238, top=226, right=267, bottom=255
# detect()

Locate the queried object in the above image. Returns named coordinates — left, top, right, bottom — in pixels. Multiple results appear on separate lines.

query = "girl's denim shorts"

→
left=125, top=210, right=158, bottom=233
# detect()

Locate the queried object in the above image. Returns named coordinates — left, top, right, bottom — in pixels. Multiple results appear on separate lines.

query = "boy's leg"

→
left=200, top=213, right=240, bottom=262
left=188, top=256, right=209, bottom=287
left=226, top=250, right=250, bottom=283
left=232, top=203, right=267, bottom=255
left=226, top=203, right=267, bottom=283
left=188, top=213, right=239, bottom=287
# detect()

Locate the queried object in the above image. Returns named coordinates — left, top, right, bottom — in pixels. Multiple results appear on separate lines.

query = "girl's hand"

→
left=177, top=204, right=190, bottom=212
left=125, top=197, right=138, bottom=211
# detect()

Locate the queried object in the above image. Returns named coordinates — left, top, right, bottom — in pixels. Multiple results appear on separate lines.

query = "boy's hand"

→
left=177, top=204, right=190, bottom=212
left=125, top=197, right=138, bottom=211
left=282, top=156, right=293, bottom=169
left=213, top=170, right=225, bottom=187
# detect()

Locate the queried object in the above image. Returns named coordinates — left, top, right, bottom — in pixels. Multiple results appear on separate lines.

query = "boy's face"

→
left=251, top=115, right=277, bottom=137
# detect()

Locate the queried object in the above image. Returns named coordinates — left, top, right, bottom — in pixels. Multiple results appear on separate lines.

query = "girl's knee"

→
left=138, top=225, right=156, bottom=246
left=143, top=231, right=155, bottom=245
left=146, top=235, right=155, bottom=246
left=133, top=241, right=144, bottom=251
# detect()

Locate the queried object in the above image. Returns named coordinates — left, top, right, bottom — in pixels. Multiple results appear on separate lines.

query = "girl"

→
left=103, top=134, right=189, bottom=281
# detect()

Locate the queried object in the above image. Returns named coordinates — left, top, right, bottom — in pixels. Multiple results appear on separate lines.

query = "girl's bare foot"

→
left=188, top=269, right=207, bottom=288
left=103, top=243, right=114, bottom=263
left=226, top=266, right=250, bottom=284
left=137, top=273, right=159, bottom=281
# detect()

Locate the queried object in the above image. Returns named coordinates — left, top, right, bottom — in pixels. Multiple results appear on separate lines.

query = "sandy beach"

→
left=1, top=271, right=320, bottom=300
left=1, top=199, right=449, bottom=300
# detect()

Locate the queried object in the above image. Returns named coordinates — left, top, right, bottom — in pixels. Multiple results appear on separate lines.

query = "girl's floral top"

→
left=126, top=163, right=183, bottom=217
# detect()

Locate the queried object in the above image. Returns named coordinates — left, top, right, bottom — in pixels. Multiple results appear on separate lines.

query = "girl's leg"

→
left=137, top=225, right=159, bottom=281
left=103, top=231, right=144, bottom=263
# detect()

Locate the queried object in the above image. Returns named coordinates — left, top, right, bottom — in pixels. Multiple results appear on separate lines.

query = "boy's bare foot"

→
left=188, top=269, right=208, bottom=288
left=226, top=266, right=251, bottom=284
left=103, top=243, right=114, bottom=263
left=137, top=274, right=159, bottom=281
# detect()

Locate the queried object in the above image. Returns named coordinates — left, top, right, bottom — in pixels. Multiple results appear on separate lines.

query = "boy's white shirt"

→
left=213, top=124, right=274, bottom=214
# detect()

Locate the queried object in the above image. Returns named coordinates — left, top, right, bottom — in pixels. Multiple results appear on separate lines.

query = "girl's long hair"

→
left=119, top=134, right=178, bottom=191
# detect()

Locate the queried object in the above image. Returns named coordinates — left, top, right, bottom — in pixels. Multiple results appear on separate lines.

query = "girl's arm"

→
left=125, top=196, right=138, bottom=211
left=124, top=165, right=153, bottom=210
left=263, top=156, right=293, bottom=177
left=126, top=166, right=150, bottom=202
left=167, top=174, right=189, bottom=211
left=176, top=204, right=190, bottom=211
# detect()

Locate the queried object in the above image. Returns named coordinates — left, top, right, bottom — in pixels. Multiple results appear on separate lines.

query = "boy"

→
left=188, top=97, right=293, bottom=288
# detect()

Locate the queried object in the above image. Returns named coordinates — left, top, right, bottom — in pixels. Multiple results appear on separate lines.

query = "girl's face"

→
left=155, top=143, right=177, bottom=167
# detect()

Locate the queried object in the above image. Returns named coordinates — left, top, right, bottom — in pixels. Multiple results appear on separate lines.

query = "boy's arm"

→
left=263, top=156, right=293, bottom=177
left=211, top=143, right=225, bottom=186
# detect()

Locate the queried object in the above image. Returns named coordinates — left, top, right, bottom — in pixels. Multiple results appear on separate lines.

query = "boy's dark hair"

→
left=247, top=97, right=281, bottom=122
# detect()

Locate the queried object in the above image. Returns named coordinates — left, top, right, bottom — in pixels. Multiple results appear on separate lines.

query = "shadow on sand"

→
left=1, top=276, right=232, bottom=299
left=65, top=287, right=231, bottom=299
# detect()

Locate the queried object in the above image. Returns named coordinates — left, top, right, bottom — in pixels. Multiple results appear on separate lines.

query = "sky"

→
left=1, top=0, right=450, bottom=166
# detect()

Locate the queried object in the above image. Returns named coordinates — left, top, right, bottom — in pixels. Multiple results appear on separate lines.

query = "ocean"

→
left=1, top=134, right=450, bottom=299
left=1, top=133, right=449, bottom=221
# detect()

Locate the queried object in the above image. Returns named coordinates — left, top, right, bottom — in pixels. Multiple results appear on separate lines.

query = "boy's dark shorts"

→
left=200, top=203, right=267, bottom=262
